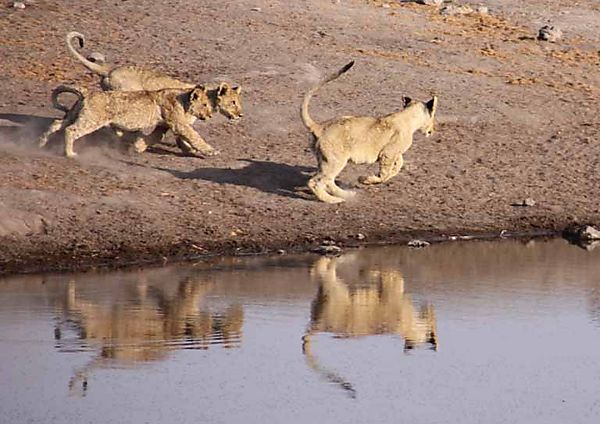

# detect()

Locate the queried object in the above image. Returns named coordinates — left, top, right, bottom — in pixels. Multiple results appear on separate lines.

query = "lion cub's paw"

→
left=358, top=175, right=382, bottom=185
left=203, top=149, right=220, bottom=157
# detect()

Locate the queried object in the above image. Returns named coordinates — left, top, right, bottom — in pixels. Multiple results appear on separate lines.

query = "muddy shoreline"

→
left=1, top=0, right=599, bottom=276
left=0, top=228, right=563, bottom=276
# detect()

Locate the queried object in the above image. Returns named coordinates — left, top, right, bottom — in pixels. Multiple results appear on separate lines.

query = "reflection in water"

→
left=303, top=254, right=437, bottom=397
left=53, top=274, right=243, bottom=395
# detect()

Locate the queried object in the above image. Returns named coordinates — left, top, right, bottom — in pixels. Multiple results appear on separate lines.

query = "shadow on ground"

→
left=0, top=113, right=134, bottom=154
left=156, top=159, right=315, bottom=199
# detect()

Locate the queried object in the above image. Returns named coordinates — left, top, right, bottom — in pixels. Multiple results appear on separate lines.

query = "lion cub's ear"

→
left=218, top=82, right=231, bottom=95
left=190, top=85, right=208, bottom=100
left=402, top=96, right=413, bottom=108
left=232, top=86, right=241, bottom=94
left=425, top=96, right=438, bottom=115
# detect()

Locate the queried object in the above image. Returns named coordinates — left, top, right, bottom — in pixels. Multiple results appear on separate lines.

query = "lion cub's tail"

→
left=66, top=31, right=111, bottom=77
left=301, top=61, right=354, bottom=138
left=51, top=85, right=84, bottom=114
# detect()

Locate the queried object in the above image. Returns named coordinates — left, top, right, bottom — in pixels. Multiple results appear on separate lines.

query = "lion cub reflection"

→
left=302, top=254, right=437, bottom=397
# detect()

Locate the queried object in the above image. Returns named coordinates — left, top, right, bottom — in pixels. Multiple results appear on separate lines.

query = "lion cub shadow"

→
left=156, top=159, right=316, bottom=200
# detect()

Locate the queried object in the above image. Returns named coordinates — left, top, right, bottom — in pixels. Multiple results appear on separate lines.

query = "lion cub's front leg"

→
left=359, top=153, right=404, bottom=185
left=169, top=121, right=219, bottom=157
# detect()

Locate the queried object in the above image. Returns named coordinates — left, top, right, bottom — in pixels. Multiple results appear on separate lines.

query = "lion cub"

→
left=301, top=61, right=438, bottom=204
left=65, top=32, right=243, bottom=120
left=38, top=85, right=216, bottom=158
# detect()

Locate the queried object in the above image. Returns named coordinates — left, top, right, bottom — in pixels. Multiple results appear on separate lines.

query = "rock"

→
left=250, top=7, right=261, bottom=12
left=414, top=0, right=443, bottom=6
left=578, top=225, right=600, bottom=241
left=87, top=52, right=106, bottom=64
left=313, top=245, right=343, bottom=255
left=276, top=249, right=286, bottom=255
left=408, top=239, right=430, bottom=248
left=477, top=6, right=489, bottom=15
left=512, top=198, right=536, bottom=207
left=356, top=233, right=366, bottom=240
left=538, top=25, right=562, bottom=42
left=563, top=225, right=600, bottom=247
left=440, top=4, right=473, bottom=16
left=12, top=2, right=26, bottom=9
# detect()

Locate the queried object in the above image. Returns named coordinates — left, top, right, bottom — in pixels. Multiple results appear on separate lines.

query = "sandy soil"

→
left=0, top=0, right=599, bottom=274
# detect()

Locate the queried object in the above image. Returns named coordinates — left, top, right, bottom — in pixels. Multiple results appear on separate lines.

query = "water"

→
left=1, top=239, right=600, bottom=424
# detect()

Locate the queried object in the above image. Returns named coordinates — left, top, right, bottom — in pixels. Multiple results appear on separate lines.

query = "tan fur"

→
left=301, top=61, right=439, bottom=203
left=302, top=254, right=437, bottom=397
left=39, top=85, right=217, bottom=158
left=306, top=255, right=437, bottom=347
left=57, top=278, right=243, bottom=394
left=65, top=32, right=243, bottom=120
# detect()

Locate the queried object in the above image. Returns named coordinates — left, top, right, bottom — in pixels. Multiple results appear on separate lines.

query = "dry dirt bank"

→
left=0, top=0, right=598, bottom=274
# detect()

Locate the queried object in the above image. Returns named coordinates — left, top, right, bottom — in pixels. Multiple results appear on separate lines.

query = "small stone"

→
left=538, top=25, right=562, bottom=42
left=408, top=239, right=430, bottom=248
left=440, top=4, right=473, bottom=16
left=382, top=3, right=391, bottom=8
left=477, top=6, right=489, bottom=15
left=87, top=52, right=106, bottom=64
left=13, top=2, right=26, bottom=9
left=276, top=249, right=286, bottom=255
left=356, top=233, right=366, bottom=240
left=250, top=7, right=261, bottom=12
left=313, top=245, right=343, bottom=255
left=579, top=225, right=600, bottom=241
left=414, top=0, right=443, bottom=6
left=512, top=198, right=536, bottom=207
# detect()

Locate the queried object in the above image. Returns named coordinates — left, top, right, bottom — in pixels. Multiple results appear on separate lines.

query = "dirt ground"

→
left=0, top=0, right=598, bottom=274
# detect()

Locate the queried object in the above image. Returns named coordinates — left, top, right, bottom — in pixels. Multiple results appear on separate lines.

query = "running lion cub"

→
left=38, top=85, right=216, bottom=158
left=65, top=32, right=243, bottom=120
left=301, top=61, right=438, bottom=203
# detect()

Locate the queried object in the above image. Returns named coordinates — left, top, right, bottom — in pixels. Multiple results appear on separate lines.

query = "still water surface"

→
left=1, top=239, right=600, bottom=423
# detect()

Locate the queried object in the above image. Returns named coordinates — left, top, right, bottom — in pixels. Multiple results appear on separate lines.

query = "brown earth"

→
left=0, top=0, right=599, bottom=275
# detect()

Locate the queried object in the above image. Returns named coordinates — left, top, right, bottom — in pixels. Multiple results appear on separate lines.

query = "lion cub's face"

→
left=216, top=83, right=243, bottom=119
left=188, top=86, right=213, bottom=120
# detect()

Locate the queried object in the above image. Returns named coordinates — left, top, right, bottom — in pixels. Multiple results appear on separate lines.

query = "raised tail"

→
left=51, top=85, right=84, bottom=114
left=301, top=60, right=354, bottom=138
left=66, top=31, right=110, bottom=77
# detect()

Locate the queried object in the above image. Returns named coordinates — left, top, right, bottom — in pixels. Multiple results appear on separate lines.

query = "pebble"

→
left=13, top=2, right=26, bottom=9
left=250, top=7, right=261, bottom=12
left=313, top=245, right=343, bottom=255
left=538, top=25, right=562, bottom=42
left=578, top=225, right=600, bottom=241
left=414, top=0, right=443, bottom=6
left=408, top=239, right=430, bottom=248
left=512, top=198, right=536, bottom=207
left=440, top=5, right=473, bottom=16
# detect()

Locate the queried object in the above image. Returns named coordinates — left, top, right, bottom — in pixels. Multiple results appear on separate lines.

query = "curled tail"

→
left=51, top=85, right=84, bottom=114
left=301, top=60, right=354, bottom=138
left=66, top=31, right=110, bottom=77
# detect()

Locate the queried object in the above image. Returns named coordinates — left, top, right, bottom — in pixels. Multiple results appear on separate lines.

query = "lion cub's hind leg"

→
left=359, top=153, right=404, bottom=185
left=127, top=126, right=169, bottom=154
left=38, top=119, right=67, bottom=148
left=308, top=155, right=349, bottom=204
left=63, top=116, right=108, bottom=158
